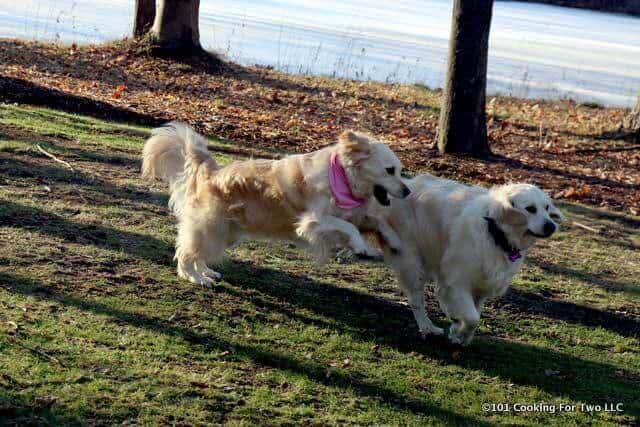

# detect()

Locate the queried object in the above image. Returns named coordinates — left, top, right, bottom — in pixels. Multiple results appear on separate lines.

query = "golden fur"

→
left=142, top=122, right=408, bottom=286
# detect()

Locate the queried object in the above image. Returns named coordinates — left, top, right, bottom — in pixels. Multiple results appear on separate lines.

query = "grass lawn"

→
left=0, top=103, right=639, bottom=425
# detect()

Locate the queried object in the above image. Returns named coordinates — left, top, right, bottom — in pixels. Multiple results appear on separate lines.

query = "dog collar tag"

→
left=508, top=251, right=522, bottom=262
left=484, top=216, right=523, bottom=263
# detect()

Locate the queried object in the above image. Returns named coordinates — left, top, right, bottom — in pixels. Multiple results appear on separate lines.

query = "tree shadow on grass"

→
left=0, top=272, right=489, bottom=426
left=0, top=390, right=85, bottom=426
left=0, top=127, right=143, bottom=172
left=489, top=154, right=639, bottom=191
left=502, top=287, right=640, bottom=337
left=2, top=198, right=638, bottom=340
left=219, top=261, right=640, bottom=341
left=0, top=75, right=162, bottom=127
left=531, top=260, right=640, bottom=297
left=561, top=203, right=640, bottom=230
left=0, top=200, right=172, bottom=265
left=195, top=264, right=640, bottom=419
left=3, top=269, right=639, bottom=422
left=1, top=198, right=639, bottom=420
left=0, top=157, right=168, bottom=212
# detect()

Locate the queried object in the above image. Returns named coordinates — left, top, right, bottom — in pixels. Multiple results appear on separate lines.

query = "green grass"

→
left=1, top=103, right=639, bottom=425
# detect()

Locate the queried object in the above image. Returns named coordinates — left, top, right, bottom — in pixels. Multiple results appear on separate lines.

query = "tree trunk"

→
left=624, top=95, right=640, bottom=137
left=437, top=0, right=494, bottom=156
left=133, top=0, right=156, bottom=38
left=150, top=0, right=201, bottom=54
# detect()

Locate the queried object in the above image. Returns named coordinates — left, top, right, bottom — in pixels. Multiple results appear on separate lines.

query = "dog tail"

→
left=142, top=122, right=219, bottom=216
left=142, top=121, right=218, bottom=186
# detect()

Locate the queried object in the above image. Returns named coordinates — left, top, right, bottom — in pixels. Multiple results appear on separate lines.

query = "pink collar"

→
left=329, top=152, right=365, bottom=210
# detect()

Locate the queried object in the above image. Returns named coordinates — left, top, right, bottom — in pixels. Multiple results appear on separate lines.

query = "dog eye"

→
left=525, top=205, right=537, bottom=214
left=385, top=167, right=395, bottom=175
left=545, top=205, right=550, bottom=211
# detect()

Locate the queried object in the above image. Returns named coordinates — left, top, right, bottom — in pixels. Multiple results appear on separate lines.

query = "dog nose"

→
left=543, top=221, right=556, bottom=237
left=401, top=186, right=411, bottom=198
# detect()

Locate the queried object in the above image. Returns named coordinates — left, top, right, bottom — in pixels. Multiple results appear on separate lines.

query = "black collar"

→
left=484, top=217, right=522, bottom=262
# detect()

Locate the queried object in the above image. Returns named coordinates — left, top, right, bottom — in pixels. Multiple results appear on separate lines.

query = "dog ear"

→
left=339, top=130, right=371, bottom=163
left=497, top=200, right=528, bottom=226
left=548, top=203, right=566, bottom=222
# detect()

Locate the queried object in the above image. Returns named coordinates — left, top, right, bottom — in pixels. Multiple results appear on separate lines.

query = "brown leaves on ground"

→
left=0, top=39, right=638, bottom=214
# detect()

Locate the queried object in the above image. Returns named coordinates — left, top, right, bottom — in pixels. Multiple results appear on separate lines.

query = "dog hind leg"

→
left=391, top=252, right=443, bottom=336
left=175, top=214, right=227, bottom=287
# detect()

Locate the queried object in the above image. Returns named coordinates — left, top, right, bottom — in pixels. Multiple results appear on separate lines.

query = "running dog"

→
left=142, top=123, right=409, bottom=286
left=374, top=175, right=564, bottom=345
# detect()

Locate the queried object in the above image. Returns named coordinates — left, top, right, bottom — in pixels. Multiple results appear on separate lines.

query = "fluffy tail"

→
left=142, top=122, right=219, bottom=216
left=142, top=121, right=217, bottom=186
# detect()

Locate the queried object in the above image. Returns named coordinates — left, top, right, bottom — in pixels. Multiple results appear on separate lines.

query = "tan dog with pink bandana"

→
left=142, top=122, right=408, bottom=286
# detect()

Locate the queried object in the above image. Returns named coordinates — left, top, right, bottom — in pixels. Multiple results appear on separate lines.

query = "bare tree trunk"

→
left=437, top=0, right=494, bottom=156
left=133, top=0, right=156, bottom=38
left=624, top=95, right=640, bottom=137
left=150, top=0, right=201, bottom=54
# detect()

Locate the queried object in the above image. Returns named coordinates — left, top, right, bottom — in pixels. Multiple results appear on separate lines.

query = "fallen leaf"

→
left=564, top=187, right=576, bottom=198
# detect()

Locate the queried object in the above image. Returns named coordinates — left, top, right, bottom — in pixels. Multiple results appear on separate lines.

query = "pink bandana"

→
left=329, top=152, right=365, bottom=210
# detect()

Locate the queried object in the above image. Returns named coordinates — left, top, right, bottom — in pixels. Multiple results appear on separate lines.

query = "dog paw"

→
left=354, top=245, right=384, bottom=262
left=186, top=274, right=216, bottom=288
left=448, top=327, right=474, bottom=346
left=201, top=266, right=222, bottom=281
left=178, top=267, right=218, bottom=289
left=422, top=325, right=444, bottom=337
left=448, top=323, right=464, bottom=344
left=448, top=333, right=464, bottom=345
left=198, top=276, right=217, bottom=288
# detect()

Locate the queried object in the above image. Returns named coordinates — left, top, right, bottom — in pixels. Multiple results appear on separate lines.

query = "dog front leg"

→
left=438, top=286, right=480, bottom=346
left=297, top=213, right=380, bottom=261
left=360, top=215, right=402, bottom=255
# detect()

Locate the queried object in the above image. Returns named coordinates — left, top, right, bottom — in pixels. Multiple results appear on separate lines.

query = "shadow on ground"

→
left=1, top=253, right=639, bottom=421
left=0, top=75, right=162, bottom=127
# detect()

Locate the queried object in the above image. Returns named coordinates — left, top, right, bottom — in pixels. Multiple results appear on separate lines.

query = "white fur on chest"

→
left=477, top=252, right=523, bottom=299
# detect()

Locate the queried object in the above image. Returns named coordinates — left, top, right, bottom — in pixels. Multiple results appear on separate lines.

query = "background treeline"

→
left=503, top=0, right=640, bottom=16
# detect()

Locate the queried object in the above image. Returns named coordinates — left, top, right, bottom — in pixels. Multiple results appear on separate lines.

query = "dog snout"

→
left=401, top=185, right=411, bottom=198
left=542, top=221, right=556, bottom=237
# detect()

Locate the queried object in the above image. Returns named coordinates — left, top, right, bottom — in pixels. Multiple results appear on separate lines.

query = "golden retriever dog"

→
left=142, top=122, right=409, bottom=286
left=373, top=174, right=565, bottom=345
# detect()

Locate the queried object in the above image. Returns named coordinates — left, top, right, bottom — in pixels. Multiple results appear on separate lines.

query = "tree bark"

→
left=624, top=95, right=640, bottom=137
left=150, top=0, right=201, bottom=54
left=437, top=0, right=494, bottom=156
left=133, top=0, right=156, bottom=38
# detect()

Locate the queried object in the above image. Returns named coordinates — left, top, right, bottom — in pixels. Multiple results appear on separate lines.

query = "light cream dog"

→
left=374, top=174, right=565, bottom=345
left=142, top=122, right=409, bottom=286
